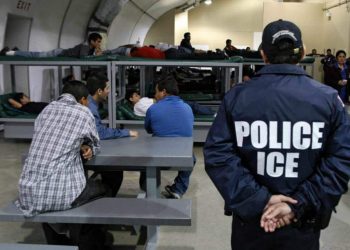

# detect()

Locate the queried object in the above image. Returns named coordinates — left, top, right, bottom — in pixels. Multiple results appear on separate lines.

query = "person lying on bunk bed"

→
left=104, top=44, right=166, bottom=59
left=126, top=89, right=216, bottom=117
left=8, top=93, right=48, bottom=114
left=104, top=43, right=226, bottom=60
left=0, top=33, right=103, bottom=58
left=130, top=46, right=166, bottom=59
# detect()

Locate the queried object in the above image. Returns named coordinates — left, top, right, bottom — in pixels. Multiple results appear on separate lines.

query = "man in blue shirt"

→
left=204, top=20, right=350, bottom=250
left=86, top=74, right=138, bottom=196
left=86, top=74, right=138, bottom=140
left=145, top=76, right=194, bottom=198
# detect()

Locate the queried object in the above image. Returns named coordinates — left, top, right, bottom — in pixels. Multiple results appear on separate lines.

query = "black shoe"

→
left=0, top=46, right=10, bottom=56
left=162, top=185, right=182, bottom=199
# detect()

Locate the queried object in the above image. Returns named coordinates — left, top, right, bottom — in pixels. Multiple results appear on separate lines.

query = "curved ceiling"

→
left=107, top=0, right=190, bottom=48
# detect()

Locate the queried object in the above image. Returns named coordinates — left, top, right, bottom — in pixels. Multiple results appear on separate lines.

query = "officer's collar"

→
left=256, top=64, right=311, bottom=77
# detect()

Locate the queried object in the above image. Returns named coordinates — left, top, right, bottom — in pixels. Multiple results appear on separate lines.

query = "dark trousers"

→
left=100, top=171, right=124, bottom=197
left=231, top=216, right=320, bottom=250
left=185, top=101, right=215, bottom=115
left=42, top=179, right=111, bottom=250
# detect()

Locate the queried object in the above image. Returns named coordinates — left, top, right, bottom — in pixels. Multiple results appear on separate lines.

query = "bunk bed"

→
left=0, top=55, right=112, bottom=139
left=108, top=56, right=244, bottom=142
left=111, top=56, right=316, bottom=142
left=0, top=55, right=315, bottom=141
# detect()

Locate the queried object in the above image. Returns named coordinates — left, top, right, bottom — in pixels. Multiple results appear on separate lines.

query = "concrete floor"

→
left=0, top=132, right=350, bottom=249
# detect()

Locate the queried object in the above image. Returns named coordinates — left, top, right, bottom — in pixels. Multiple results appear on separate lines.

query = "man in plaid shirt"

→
left=16, top=81, right=110, bottom=249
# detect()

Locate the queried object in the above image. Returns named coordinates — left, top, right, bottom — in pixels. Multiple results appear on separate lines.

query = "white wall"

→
left=263, top=2, right=325, bottom=55
left=189, top=0, right=264, bottom=50
left=144, top=10, right=175, bottom=45
left=174, top=11, right=188, bottom=45
left=322, top=4, right=350, bottom=54
left=107, top=0, right=188, bottom=48
left=0, top=0, right=99, bottom=100
left=3, top=14, right=32, bottom=94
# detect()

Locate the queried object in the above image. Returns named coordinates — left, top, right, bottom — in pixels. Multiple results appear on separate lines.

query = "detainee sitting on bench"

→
left=86, top=73, right=138, bottom=197
left=16, top=81, right=112, bottom=250
left=144, top=75, right=195, bottom=199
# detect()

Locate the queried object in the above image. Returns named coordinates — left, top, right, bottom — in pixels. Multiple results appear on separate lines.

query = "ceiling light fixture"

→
left=204, top=0, right=212, bottom=5
left=182, top=4, right=195, bottom=12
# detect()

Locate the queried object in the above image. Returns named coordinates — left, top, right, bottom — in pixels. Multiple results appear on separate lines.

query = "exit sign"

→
left=16, top=0, right=31, bottom=11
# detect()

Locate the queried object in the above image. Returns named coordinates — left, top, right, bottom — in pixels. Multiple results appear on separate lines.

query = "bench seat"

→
left=0, top=198, right=191, bottom=226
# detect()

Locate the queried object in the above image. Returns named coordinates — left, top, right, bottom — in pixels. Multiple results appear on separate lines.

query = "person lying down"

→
left=126, top=90, right=216, bottom=117
left=8, top=93, right=48, bottom=114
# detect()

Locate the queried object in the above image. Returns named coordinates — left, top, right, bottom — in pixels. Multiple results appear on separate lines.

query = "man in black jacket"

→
left=204, top=19, right=350, bottom=250
left=1, top=33, right=102, bottom=58
left=180, top=32, right=195, bottom=53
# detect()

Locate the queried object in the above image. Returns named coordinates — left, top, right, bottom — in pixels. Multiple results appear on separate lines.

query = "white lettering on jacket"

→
left=235, top=121, right=325, bottom=178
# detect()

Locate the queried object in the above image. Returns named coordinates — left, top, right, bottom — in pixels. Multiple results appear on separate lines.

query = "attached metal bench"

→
left=0, top=118, right=35, bottom=139
left=0, top=198, right=191, bottom=250
left=0, top=198, right=191, bottom=225
left=0, top=243, right=78, bottom=250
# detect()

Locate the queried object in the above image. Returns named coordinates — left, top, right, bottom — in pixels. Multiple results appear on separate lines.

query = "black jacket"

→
left=324, top=63, right=350, bottom=96
left=204, top=64, right=350, bottom=222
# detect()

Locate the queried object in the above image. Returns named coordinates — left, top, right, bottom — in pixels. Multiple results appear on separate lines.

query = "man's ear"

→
left=260, top=50, right=269, bottom=64
left=79, top=96, right=88, bottom=106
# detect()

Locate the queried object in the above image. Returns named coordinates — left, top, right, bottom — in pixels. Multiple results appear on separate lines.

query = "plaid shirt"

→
left=16, top=94, right=100, bottom=217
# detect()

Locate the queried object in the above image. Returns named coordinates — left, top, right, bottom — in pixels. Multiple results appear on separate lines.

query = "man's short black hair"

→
left=125, top=89, right=139, bottom=103
left=62, top=74, right=75, bottom=85
left=226, top=39, right=231, bottom=44
left=184, top=32, right=191, bottom=38
left=336, top=50, right=346, bottom=58
left=156, top=75, right=179, bottom=96
left=12, top=92, right=24, bottom=103
left=62, top=80, right=89, bottom=102
left=86, top=74, right=108, bottom=96
left=88, top=33, right=102, bottom=43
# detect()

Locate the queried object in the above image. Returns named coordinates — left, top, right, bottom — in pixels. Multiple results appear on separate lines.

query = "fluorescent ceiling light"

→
left=204, top=0, right=212, bottom=5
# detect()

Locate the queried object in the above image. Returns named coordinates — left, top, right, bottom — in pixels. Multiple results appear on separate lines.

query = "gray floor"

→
left=0, top=132, right=350, bottom=249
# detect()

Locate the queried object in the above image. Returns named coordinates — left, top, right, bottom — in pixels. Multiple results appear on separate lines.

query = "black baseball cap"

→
left=262, top=19, right=303, bottom=52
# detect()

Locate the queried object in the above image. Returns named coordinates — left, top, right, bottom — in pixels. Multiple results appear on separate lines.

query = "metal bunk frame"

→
left=111, top=60, right=243, bottom=143
left=242, top=59, right=315, bottom=77
left=0, top=59, right=112, bottom=139
left=0, top=58, right=316, bottom=141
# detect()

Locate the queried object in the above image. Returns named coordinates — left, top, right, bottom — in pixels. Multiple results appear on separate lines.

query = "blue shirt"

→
left=87, top=95, right=130, bottom=140
left=145, top=95, right=194, bottom=137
